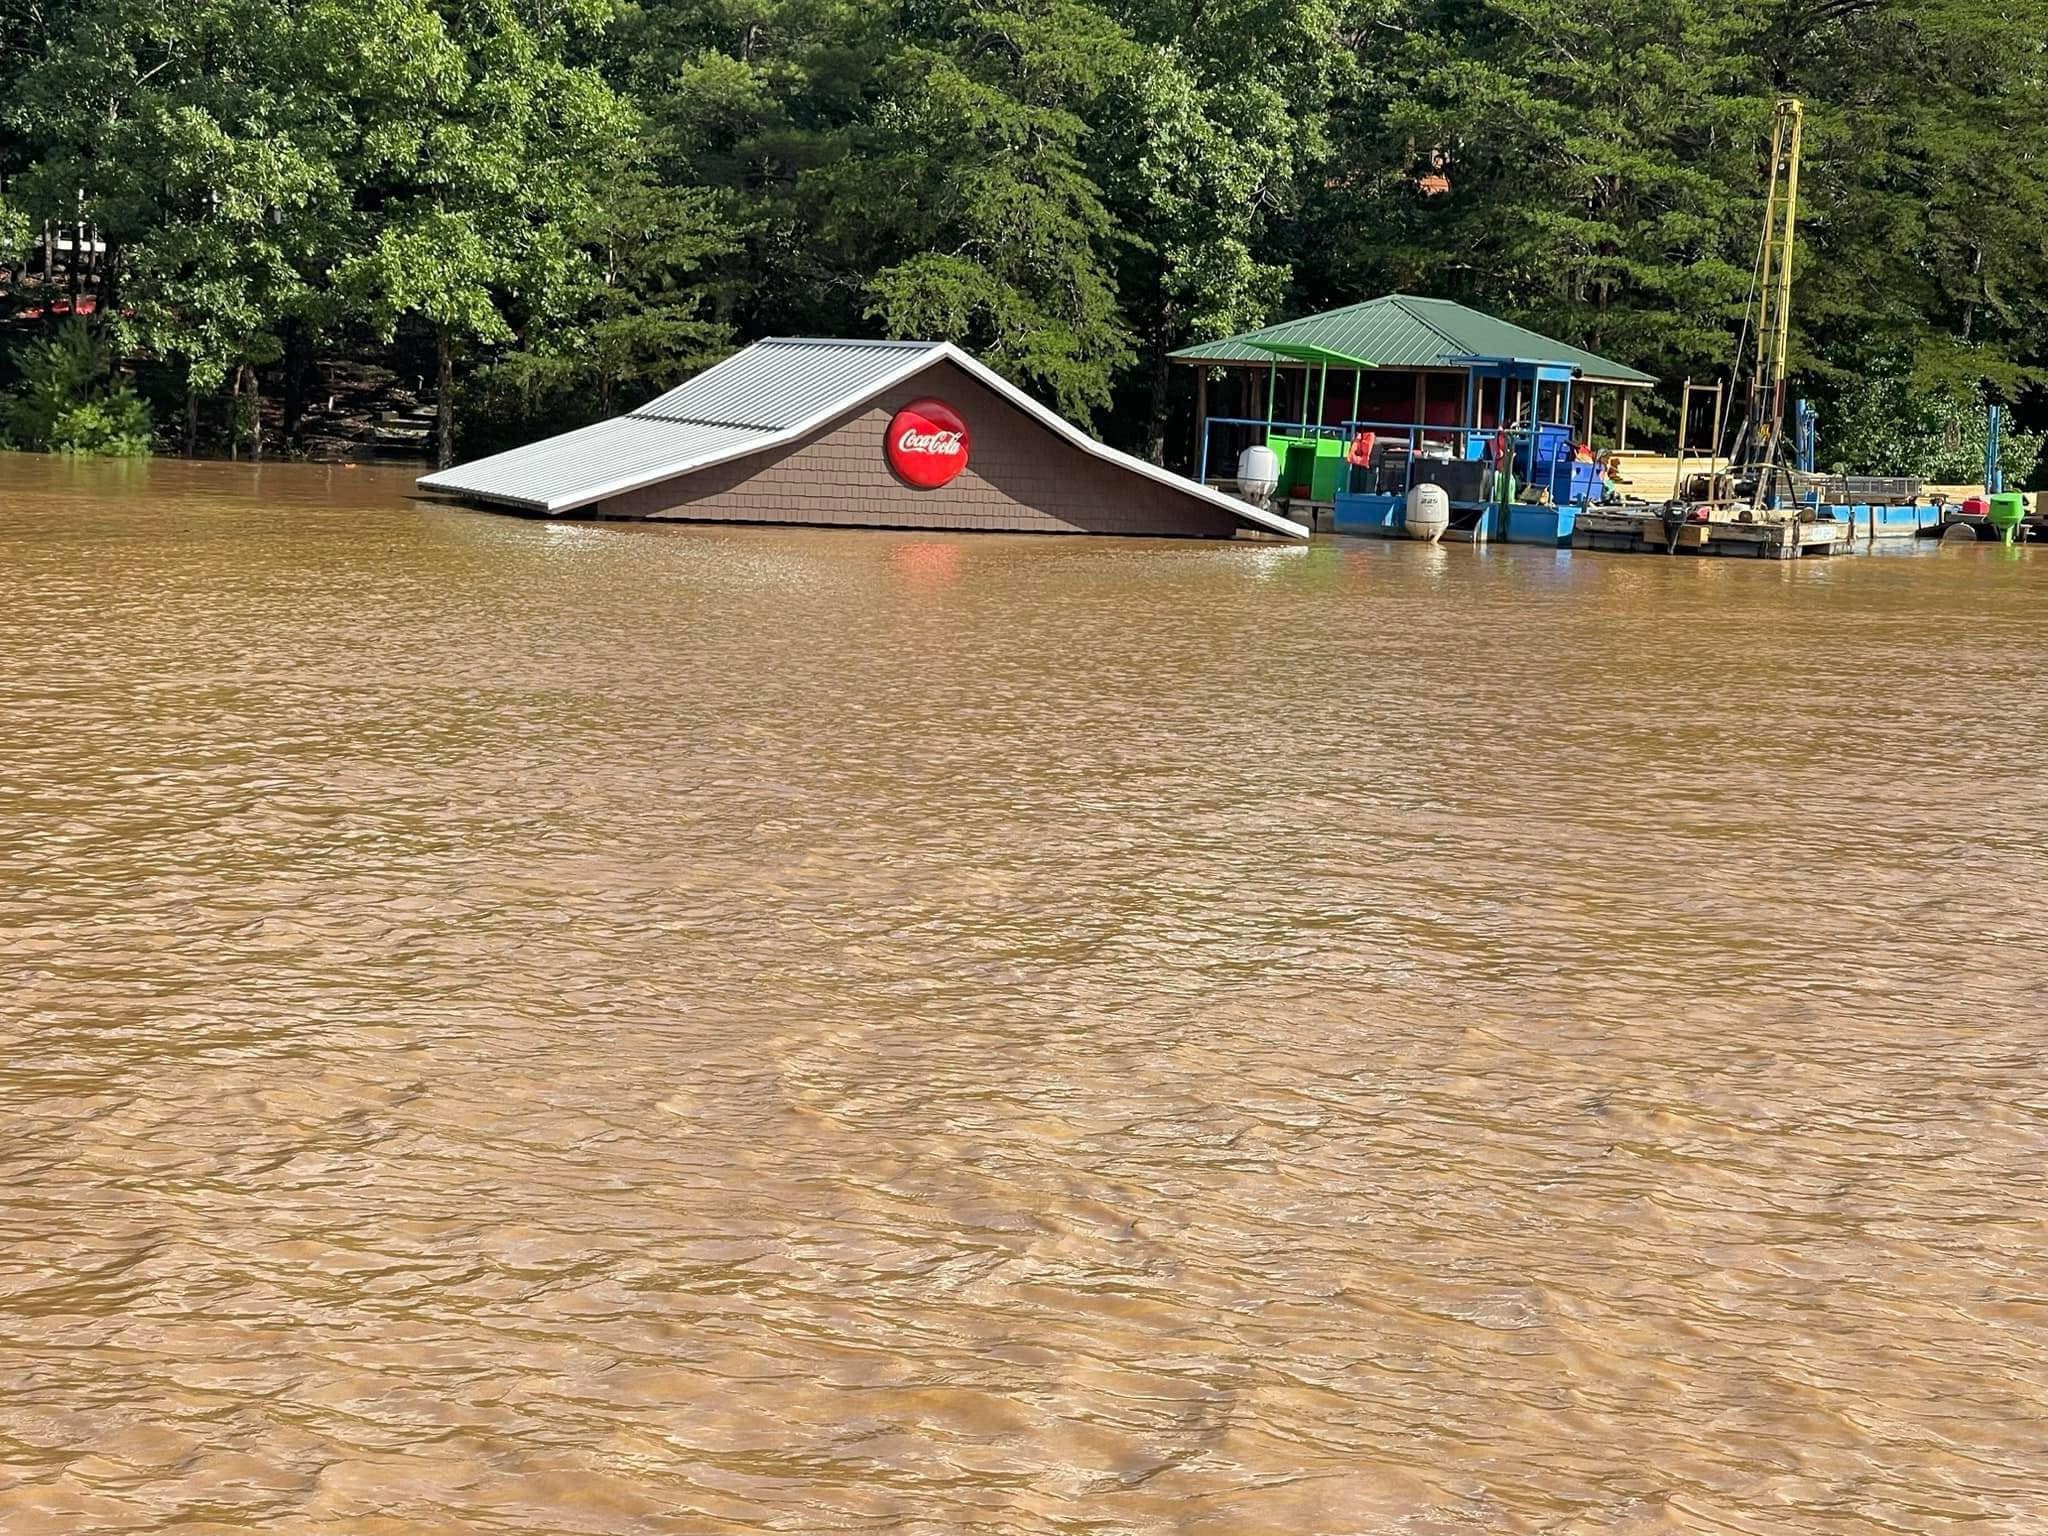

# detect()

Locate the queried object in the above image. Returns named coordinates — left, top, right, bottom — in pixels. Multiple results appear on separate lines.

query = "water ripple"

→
left=3, top=455, right=2047, bottom=1533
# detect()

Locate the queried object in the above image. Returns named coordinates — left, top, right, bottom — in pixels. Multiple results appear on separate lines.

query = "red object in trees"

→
left=885, top=398, right=970, bottom=489
left=20, top=295, right=98, bottom=320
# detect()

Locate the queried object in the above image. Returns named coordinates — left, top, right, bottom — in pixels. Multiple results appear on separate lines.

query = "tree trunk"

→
left=1143, top=340, right=1172, bottom=467
left=247, top=365, right=263, bottom=461
left=100, top=239, right=121, bottom=313
left=435, top=325, right=454, bottom=468
left=1962, top=246, right=1984, bottom=342
left=184, top=376, right=199, bottom=457
left=229, top=365, right=245, bottom=460
left=282, top=318, right=306, bottom=446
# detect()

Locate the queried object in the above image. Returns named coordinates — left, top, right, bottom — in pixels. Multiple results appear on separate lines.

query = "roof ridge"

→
left=755, top=336, right=941, bottom=350
left=1234, top=296, right=1382, bottom=341
left=1387, top=294, right=1465, bottom=351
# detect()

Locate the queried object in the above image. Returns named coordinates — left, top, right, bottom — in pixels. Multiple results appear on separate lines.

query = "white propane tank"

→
left=1236, top=444, right=1280, bottom=508
left=1405, top=482, right=1452, bottom=544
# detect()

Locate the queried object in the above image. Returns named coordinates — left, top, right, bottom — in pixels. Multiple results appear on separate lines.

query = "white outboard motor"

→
left=1236, top=444, right=1280, bottom=509
left=1405, top=482, right=1451, bottom=544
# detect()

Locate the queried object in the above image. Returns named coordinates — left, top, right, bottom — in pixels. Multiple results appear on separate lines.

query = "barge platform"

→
left=1571, top=509, right=1849, bottom=559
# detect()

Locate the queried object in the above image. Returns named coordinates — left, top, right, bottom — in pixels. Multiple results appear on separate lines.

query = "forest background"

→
left=2, top=0, right=2043, bottom=484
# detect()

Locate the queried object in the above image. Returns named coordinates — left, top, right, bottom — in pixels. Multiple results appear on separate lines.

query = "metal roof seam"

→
left=630, top=338, right=946, bottom=429
left=1391, top=295, right=1464, bottom=352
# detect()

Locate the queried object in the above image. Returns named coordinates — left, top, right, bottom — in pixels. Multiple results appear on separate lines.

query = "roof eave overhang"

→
left=413, top=482, right=552, bottom=513
left=1173, top=351, right=1655, bottom=386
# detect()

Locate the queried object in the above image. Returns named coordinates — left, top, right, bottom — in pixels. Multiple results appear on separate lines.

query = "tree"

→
left=617, top=0, right=1137, bottom=421
left=5, top=0, right=334, bottom=451
left=317, top=0, right=633, bottom=465
left=1296, top=0, right=1771, bottom=402
left=8, top=0, right=2048, bottom=474
left=1826, top=366, right=2045, bottom=488
left=1090, top=0, right=1352, bottom=458
left=843, top=0, right=1137, bottom=422
left=462, top=159, right=734, bottom=453
left=1779, top=0, right=2048, bottom=401
left=2, top=319, right=152, bottom=454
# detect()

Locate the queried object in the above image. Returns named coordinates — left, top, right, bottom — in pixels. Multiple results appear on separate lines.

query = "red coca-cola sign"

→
left=885, top=398, right=970, bottom=488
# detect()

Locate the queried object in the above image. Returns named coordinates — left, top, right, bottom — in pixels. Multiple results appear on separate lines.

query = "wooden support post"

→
left=1195, top=368, right=1208, bottom=481
left=1618, top=393, right=1630, bottom=451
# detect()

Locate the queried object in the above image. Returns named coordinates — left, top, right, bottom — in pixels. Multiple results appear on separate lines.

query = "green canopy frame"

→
left=1242, top=340, right=1377, bottom=434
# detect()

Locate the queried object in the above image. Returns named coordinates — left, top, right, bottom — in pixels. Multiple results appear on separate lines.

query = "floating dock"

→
left=1828, top=502, right=1943, bottom=539
left=1571, top=509, right=1849, bottom=559
left=1931, top=501, right=2047, bottom=544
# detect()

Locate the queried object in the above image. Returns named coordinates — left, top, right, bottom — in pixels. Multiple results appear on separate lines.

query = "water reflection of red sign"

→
left=885, top=399, right=970, bottom=488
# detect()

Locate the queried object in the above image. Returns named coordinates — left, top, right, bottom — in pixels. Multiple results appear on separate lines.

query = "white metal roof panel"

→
left=414, top=416, right=766, bottom=512
left=632, top=338, right=941, bottom=428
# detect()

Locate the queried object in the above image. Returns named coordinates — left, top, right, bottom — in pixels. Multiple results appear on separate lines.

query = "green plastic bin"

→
left=1267, top=434, right=1345, bottom=502
left=1988, top=492, right=2026, bottom=547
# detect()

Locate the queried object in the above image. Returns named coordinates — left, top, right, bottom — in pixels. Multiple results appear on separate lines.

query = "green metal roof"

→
left=1170, top=294, right=1657, bottom=386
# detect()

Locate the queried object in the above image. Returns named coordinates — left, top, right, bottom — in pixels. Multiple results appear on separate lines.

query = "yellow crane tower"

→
left=1738, top=98, right=1803, bottom=506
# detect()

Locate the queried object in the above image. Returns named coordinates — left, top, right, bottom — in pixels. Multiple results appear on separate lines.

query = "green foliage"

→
left=850, top=19, right=1137, bottom=422
left=1298, top=0, right=1771, bottom=385
left=1826, top=368, right=2046, bottom=489
left=1784, top=0, right=2048, bottom=401
left=3, top=322, right=154, bottom=455
left=46, top=392, right=155, bottom=456
left=462, top=164, right=734, bottom=450
left=9, top=0, right=2048, bottom=463
left=0, top=194, right=27, bottom=270
left=323, top=0, right=634, bottom=356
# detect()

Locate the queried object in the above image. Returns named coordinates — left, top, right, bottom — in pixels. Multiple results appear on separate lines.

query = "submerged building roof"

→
left=416, top=338, right=1307, bottom=538
left=1168, top=294, right=1657, bottom=386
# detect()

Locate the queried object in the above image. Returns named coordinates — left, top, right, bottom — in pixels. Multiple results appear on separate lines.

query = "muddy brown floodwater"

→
left=3, top=453, right=2047, bottom=1535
